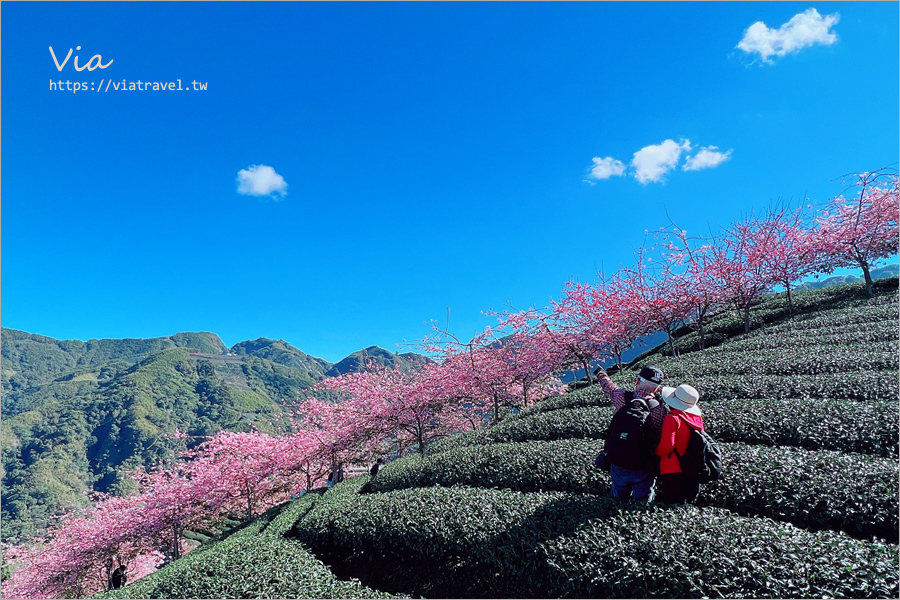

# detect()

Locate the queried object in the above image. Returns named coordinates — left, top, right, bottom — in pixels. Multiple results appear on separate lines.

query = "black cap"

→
left=638, top=365, right=664, bottom=385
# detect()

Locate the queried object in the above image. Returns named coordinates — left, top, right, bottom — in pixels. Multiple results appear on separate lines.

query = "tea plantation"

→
left=101, top=279, right=899, bottom=599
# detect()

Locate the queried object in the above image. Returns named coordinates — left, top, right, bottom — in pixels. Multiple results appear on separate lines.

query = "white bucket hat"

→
left=660, top=384, right=701, bottom=415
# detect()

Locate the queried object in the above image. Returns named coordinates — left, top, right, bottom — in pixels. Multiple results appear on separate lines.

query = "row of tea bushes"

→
left=540, top=504, right=899, bottom=599
left=372, top=439, right=607, bottom=495
left=383, top=437, right=899, bottom=542
left=512, top=384, right=607, bottom=417
left=294, top=480, right=898, bottom=599
left=431, top=396, right=897, bottom=457
left=718, top=323, right=897, bottom=351
left=99, top=493, right=399, bottom=600
left=705, top=443, right=898, bottom=543
left=665, top=283, right=897, bottom=355
left=293, top=480, right=618, bottom=598
left=642, top=344, right=898, bottom=378
left=703, top=398, right=898, bottom=457
left=756, top=300, right=897, bottom=334
left=687, top=371, right=897, bottom=402
left=429, top=405, right=613, bottom=454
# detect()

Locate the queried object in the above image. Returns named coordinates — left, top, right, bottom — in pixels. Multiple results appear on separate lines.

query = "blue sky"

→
left=2, top=2, right=898, bottom=363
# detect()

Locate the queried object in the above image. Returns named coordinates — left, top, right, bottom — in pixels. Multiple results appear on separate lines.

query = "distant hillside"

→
left=795, top=264, right=898, bottom=290
left=230, top=338, right=332, bottom=378
left=1, top=329, right=227, bottom=411
left=325, top=345, right=432, bottom=377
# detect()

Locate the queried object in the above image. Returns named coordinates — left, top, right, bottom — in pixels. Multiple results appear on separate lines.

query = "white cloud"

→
left=631, top=139, right=692, bottom=184
left=737, top=8, right=839, bottom=63
left=683, top=146, right=733, bottom=171
left=236, top=164, right=288, bottom=198
left=588, top=156, right=627, bottom=180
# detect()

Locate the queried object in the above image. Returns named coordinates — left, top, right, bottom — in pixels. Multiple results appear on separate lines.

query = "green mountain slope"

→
left=325, top=345, right=431, bottom=377
left=230, top=338, right=333, bottom=378
left=104, top=278, right=899, bottom=599
left=1, top=328, right=431, bottom=545
left=1, top=330, right=227, bottom=415
left=0, top=346, right=320, bottom=543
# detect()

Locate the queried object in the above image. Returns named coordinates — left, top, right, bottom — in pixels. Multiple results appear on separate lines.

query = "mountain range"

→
left=0, top=330, right=427, bottom=543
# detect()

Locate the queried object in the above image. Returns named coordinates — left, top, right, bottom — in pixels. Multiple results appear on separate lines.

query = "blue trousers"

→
left=610, top=464, right=656, bottom=501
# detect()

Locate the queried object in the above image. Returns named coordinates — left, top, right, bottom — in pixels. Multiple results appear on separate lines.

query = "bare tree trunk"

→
left=172, top=526, right=181, bottom=560
left=698, top=310, right=706, bottom=350
left=581, top=358, right=593, bottom=385
left=862, top=262, right=874, bottom=296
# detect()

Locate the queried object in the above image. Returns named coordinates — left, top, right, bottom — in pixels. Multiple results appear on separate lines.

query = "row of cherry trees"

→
left=3, top=170, right=897, bottom=598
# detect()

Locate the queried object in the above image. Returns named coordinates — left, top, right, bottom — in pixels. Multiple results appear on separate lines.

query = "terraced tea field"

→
left=102, top=280, right=899, bottom=599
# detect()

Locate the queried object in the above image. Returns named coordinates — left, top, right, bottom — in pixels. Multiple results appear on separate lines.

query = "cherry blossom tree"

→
left=812, top=169, right=899, bottom=296
left=660, top=227, right=724, bottom=350
left=705, top=213, right=784, bottom=334
left=550, top=282, right=606, bottom=383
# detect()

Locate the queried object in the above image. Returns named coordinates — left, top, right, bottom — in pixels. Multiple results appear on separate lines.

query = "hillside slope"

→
left=103, top=278, right=900, bottom=599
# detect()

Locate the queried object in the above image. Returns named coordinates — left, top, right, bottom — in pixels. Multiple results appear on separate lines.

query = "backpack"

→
left=604, top=392, right=659, bottom=471
left=674, top=419, right=723, bottom=483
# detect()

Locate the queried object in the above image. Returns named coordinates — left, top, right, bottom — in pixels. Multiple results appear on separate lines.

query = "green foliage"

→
left=325, top=346, right=431, bottom=378
left=231, top=337, right=332, bottom=378
left=429, top=406, right=613, bottom=454
left=658, top=278, right=897, bottom=356
left=377, top=436, right=899, bottom=543
left=703, top=442, right=898, bottom=543
left=647, top=343, right=897, bottom=378
left=704, top=398, right=898, bottom=457
left=370, top=439, right=607, bottom=494
left=512, top=384, right=609, bottom=418
left=292, top=482, right=898, bottom=599
left=687, top=371, right=897, bottom=402
left=2, top=344, right=320, bottom=544
left=1, top=329, right=227, bottom=412
left=541, top=504, right=899, bottom=599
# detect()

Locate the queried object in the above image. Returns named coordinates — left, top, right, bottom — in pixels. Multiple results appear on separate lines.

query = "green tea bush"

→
left=661, top=282, right=896, bottom=357
left=690, top=371, right=897, bottom=402
left=293, top=485, right=899, bottom=599
left=705, top=398, right=898, bottom=456
left=704, top=442, right=898, bottom=542
left=759, top=301, right=897, bottom=334
left=293, top=484, right=630, bottom=598
left=372, top=436, right=898, bottom=541
left=647, top=345, right=898, bottom=378
left=369, top=439, right=608, bottom=495
left=541, top=504, right=899, bottom=599
left=99, top=492, right=399, bottom=599
left=514, top=384, right=608, bottom=418
left=712, top=327, right=898, bottom=351
left=429, top=405, right=613, bottom=454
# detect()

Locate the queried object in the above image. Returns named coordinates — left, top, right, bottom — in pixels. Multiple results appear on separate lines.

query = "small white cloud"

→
left=631, top=139, right=691, bottom=184
left=588, top=156, right=627, bottom=181
left=683, top=146, right=733, bottom=171
left=236, top=164, right=288, bottom=198
left=737, top=8, right=839, bottom=63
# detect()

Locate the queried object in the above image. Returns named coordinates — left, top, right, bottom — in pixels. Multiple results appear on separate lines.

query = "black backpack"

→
left=675, top=420, right=723, bottom=483
left=604, top=392, right=659, bottom=471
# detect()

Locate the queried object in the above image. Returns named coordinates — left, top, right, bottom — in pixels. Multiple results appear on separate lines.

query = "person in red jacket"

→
left=655, top=384, right=704, bottom=504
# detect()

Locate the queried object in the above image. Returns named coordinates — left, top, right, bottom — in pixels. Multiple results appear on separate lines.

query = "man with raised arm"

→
left=595, top=365, right=666, bottom=501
